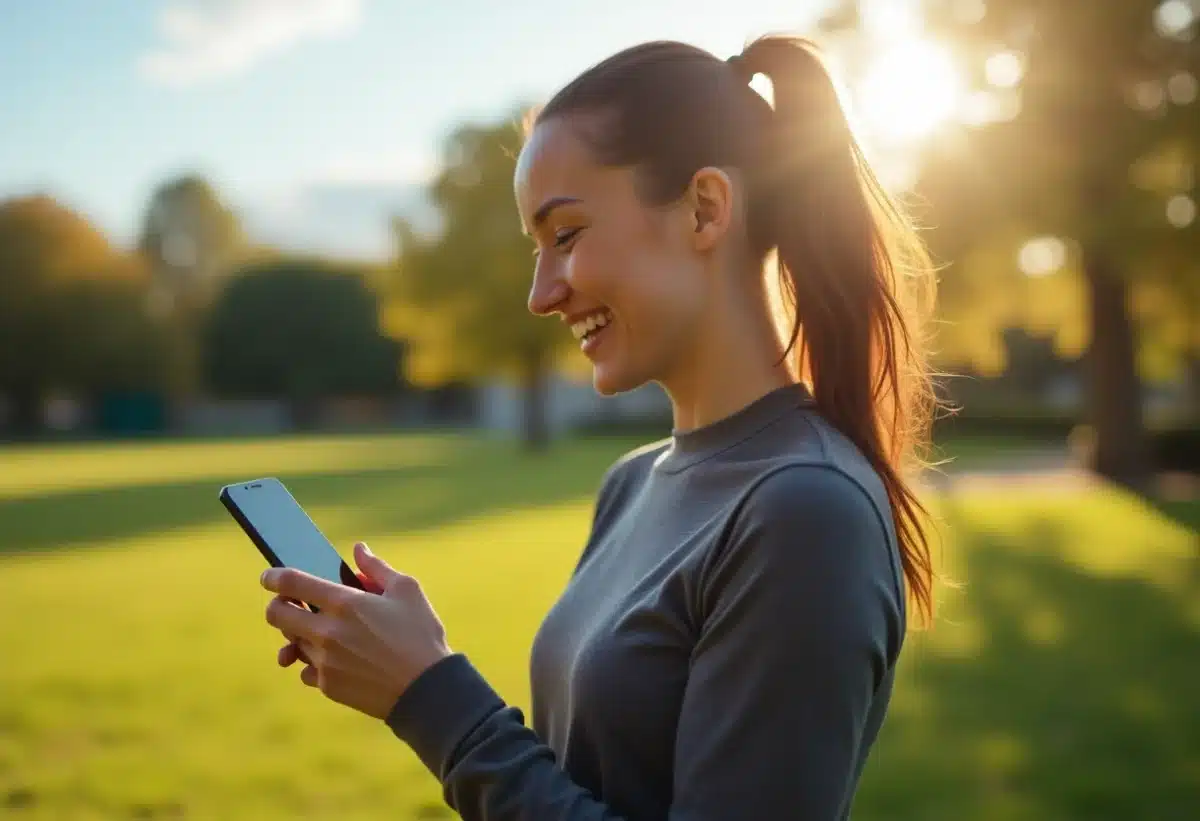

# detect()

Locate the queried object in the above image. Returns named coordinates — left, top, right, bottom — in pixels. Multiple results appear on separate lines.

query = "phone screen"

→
left=223, top=479, right=358, bottom=588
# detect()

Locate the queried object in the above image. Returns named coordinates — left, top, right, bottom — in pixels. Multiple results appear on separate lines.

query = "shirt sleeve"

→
left=385, top=463, right=904, bottom=821
left=672, top=463, right=904, bottom=819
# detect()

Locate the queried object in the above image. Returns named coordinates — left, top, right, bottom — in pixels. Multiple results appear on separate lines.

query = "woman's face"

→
left=514, top=117, right=710, bottom=396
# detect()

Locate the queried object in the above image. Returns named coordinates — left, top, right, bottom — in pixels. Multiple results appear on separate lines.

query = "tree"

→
left=0, top=195, right=169, bottom=432
left=201, top=258, right=402, bottom=428
left=389, top=112, right=568, bottom=450
left=824, top=0, right=1200, bottom=488
left=139, top=173, right=244, bottom=292
left=138, top=173, right=246, bottom=399
left=45, top=279, right=174, bottom=395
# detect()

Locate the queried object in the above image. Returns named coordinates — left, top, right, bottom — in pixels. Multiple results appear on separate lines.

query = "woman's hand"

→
left=261, top=542, right=452, bottom=720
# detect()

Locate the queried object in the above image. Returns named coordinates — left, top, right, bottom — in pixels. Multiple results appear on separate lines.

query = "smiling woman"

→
left=264, top=31, right=942, bottom=821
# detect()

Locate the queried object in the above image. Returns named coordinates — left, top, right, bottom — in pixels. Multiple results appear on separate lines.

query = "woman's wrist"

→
left=386, top=653, right=506, bottom=777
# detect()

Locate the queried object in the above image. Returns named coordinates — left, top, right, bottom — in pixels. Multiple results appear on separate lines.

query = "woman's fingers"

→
left=265, top=595, right=318, bottom=638
left=280, top=639, right=319, bottom=686
left=278, top=637, right=314, bottom=667
left=356, top=570, right=385, bottom=595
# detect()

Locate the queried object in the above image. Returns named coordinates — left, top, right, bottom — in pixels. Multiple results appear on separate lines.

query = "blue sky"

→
left=0, top=0, right=833, bottom=259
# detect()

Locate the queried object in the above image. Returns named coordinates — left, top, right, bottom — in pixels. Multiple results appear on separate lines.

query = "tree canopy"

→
left=0, top=195, right=171, bottom=429
left=202, top=258, right=401, bottom=408
left=824, top=0, right=1198, bottom=484
left=388, top=112, right=572, bottom=447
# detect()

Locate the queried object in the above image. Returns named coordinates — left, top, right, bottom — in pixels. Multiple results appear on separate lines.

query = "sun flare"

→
left=855, top=37, right=963, bottom=145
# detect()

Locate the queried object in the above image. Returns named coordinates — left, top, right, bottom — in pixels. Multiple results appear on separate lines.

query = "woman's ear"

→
left=687, top=166, right=735, bottom=252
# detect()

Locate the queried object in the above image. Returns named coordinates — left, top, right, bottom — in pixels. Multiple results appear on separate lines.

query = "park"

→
left=2, top=1, right=1198, bottom=819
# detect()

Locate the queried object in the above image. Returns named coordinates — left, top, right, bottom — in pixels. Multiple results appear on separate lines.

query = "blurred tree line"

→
left=2, top=0, right=1195, bottom=477
left=0, top=196, right=167, bottom=431
left=0, top=176, right=402, bottom=436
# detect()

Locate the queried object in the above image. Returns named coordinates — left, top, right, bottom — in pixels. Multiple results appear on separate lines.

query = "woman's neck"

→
left=660, top=281, right=797, bottom=433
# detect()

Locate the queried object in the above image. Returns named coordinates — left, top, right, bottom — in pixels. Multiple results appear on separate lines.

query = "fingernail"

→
left=260, top=569, right=272, bottom=587
left=360, top=542, right=373, bottom=556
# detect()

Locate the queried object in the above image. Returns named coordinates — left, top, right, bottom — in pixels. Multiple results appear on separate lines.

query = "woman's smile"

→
left=568, top=308, right=614, bottom=355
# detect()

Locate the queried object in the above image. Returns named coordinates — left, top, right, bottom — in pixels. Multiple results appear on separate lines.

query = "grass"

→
left=0, top=433, right=1196, bottom=820
left=928, top=432, right=1069, bottom=470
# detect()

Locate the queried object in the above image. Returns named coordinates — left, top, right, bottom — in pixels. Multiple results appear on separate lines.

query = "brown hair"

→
left=533, top=36, right=938, bottom=627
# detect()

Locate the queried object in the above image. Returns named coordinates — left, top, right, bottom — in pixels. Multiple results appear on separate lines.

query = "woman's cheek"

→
left=563, top=246, right=594, bottom=293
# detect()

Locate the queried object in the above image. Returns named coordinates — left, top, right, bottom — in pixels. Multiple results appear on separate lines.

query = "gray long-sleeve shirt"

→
left=388, top=383, right=908, bottom=821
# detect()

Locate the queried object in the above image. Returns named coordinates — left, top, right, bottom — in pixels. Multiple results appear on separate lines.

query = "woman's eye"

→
left=554, top=228, right=581, bottom=249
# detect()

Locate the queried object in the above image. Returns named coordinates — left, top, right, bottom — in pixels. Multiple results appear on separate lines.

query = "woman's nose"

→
left=527, top=264, right=571, bottom=317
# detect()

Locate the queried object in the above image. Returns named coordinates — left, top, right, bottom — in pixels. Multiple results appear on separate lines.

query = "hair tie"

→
left=726, top=53, right=751, bottom=84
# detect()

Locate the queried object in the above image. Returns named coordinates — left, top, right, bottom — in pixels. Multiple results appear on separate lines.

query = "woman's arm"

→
left=387, top=464, right=904, bottom=821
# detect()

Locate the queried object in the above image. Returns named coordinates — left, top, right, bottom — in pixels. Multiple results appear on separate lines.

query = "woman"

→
left=261, top=34, right=938, bottom=821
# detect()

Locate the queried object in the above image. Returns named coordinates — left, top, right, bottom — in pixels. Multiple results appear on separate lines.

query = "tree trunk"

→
left=8, top=384, right=42, bottom=437
left=1188, top=288, right=1200, bottom=417
left=1082, top=248, right=1151, bottom=490
left=521, top=354, right=550, bottom=451
left=1188, top=354, right=1200, bottom=419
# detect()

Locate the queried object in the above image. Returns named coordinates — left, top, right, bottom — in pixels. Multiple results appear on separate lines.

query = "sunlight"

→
left=856, top=37, right=964, bottom=145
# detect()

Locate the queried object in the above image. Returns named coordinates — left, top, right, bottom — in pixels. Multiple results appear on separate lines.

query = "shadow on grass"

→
left=1149, top=497, right=1200, bottom=535
left=856, top=505, right=1199, bottom=821
left=0, top=438, right=633, bottom=555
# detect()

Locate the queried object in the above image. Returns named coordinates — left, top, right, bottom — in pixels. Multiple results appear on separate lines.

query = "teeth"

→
left=571, top=310, right=612, bottom=342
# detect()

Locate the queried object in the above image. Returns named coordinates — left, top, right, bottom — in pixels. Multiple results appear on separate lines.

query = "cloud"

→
left=139, top=0, right=362, bottom=87
left=316, top=147, right=438, bottom=186
left=240, top=179, right=439, bottom=262
left=234, top=145, right=440, bottom=260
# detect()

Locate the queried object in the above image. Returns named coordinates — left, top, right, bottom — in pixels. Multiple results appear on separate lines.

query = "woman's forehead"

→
left=515, top=120, right=603, bottom=217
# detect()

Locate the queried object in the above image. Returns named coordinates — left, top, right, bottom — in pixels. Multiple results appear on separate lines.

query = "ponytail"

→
left=534, top=35, right=940, bottom=627
left=737, top=37, right=938, bottom=627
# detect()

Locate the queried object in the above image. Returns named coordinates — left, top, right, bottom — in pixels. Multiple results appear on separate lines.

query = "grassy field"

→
left=0, top=434, right=1196, bottom=820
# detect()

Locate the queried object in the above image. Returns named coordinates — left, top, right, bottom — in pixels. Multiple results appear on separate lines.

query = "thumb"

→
left=353, top=542, right=395, bottom=593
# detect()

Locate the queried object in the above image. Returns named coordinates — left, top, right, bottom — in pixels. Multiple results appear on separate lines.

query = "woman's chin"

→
left=591, top=361, right=645, bottom=397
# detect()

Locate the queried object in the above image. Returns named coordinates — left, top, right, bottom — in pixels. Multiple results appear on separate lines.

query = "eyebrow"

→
left=532, top=196, right=583, bottom=228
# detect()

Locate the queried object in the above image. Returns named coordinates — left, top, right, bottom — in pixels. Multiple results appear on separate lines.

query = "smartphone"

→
left=219, top=477, right=364, bottom=611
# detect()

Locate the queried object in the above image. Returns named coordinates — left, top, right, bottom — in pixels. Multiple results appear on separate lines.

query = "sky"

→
left=0, top=0, right=835, bottom=260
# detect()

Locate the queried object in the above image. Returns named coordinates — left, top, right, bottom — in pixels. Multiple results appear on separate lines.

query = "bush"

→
left=573, top=417, right=673, bottom=440
left=1150, top=425, right=1200, bottom=475
left=1065, top=422, right=1199, bottom=475
left=932, top=409, right=1079, bottom=442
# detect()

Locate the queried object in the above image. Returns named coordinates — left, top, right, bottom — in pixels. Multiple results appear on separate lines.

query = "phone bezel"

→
left=219, top=478, right=366, bottom=612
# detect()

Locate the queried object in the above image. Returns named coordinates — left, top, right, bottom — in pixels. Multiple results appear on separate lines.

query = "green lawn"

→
left=0, top=434, right=1196, bottom=820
